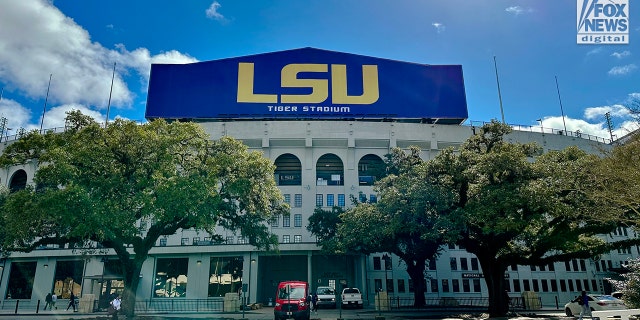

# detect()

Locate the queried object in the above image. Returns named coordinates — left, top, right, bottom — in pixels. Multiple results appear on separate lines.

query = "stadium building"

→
left=0, top=48, right=632, bottom=312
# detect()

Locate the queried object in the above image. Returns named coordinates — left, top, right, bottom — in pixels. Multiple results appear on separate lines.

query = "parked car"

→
left=315, top=286, right=336, bottom=308
left=564, top=294, right=626, bottom=317
left=274, top=281, right=311, bottom=320
left=340, top=287, right=363, bottom=309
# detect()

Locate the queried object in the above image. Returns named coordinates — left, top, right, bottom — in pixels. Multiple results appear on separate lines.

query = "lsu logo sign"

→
left=577, top=0, right=629, bottom=44
left=236, top=63, right=379, bottom=105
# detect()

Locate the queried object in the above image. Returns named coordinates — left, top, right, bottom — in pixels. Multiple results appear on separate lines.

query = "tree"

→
left=0, top=112, right=287, bottom=318
left=306, top=206, right=345, bottom=253
left=331, top=147, right=453, bottom=308
left=428, top=120, right=630, bottom=317
left=608, top=258, right=640, bottom=308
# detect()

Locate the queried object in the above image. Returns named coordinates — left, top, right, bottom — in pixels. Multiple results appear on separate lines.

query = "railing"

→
left=379, top=296, right=537, bottom=311
left=1, top=121, right=613, bottom=144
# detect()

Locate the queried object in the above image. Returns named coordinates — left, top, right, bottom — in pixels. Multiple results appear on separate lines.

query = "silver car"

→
left=564, top=294, right=626, bottom=317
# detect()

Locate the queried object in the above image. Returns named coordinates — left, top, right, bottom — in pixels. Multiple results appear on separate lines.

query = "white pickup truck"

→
left=340, top=287, right=363, bottom=308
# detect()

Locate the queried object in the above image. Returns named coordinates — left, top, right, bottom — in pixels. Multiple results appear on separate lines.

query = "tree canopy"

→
left=0, top=111, right=287, bottom=317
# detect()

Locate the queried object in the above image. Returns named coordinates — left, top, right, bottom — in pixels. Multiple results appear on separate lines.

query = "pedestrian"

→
left=51, top=293, right=57, bottom=310
left=44, top=292, right=52, bottom=310
left=578, top=290, right=591, bottom=320
left=312, top=293, right=318, bottom=313
left=66, top=292, right=77, bottom=312
left=110, top=294, right=122, bottom=320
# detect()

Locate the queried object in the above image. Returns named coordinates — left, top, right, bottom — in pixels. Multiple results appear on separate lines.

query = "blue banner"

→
left=146, top=48, right=468, bottom=123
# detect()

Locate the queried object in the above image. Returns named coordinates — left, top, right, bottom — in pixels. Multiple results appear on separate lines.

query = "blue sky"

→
left=0, top=0, right=638, bottom=140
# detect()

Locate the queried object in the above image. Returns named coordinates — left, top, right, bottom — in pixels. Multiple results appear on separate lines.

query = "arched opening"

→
left=9, top=169, right=27, bottom=192
left=274, top=154, right=302, bottom=186
left=316, top=154, right=344, bottom=186
left=358, top=154, right=385, bottom=186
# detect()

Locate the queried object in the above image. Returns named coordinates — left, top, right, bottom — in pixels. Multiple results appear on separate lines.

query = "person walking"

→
left=578, top=290, right=591, bottom=320
left=51, top=293, right=58, bottom=310
left=66, top=292, right=78, bottom=312
left=44, top=292, right=52, bottom=310
left=312, top=292, right=318, bottom=314
left=110, top=294, right=122, bottom=320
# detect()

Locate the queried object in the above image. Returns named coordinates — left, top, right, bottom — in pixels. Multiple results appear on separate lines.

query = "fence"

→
left=378, top=296, right=536, bottom=311
left=0, top=298, right=226, bottom=314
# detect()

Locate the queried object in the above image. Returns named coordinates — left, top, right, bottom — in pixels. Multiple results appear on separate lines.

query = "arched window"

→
left=358, top=154, right=385, bottom=186
left=316, top=154, right=344, bottom=186
left=274, top=154, right=302, bottom=186
left=9, top=169, right=27, bottom=192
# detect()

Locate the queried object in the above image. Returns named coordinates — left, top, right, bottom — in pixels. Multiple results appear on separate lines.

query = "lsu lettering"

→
left=237, top=63, right=379, bottom=104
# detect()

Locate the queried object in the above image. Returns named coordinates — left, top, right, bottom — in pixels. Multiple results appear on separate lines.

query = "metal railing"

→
left=377, top=295, right=537, bottom=311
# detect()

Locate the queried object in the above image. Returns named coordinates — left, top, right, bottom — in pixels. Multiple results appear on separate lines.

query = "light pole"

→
left=536, top=119, right=544, bottom=134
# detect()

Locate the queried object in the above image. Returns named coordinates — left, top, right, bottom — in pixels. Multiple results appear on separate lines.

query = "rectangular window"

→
left=294, top=214, right=302, bottom=227
left=181, top=238, right=189, bottom=246
left=568, top=279, right=575, bottom=292
left=53, top=260, right=84, bottom=298
left=327, top=194, right=334, bottom=207
left=441, top=279, right=449, bottom=292
left=283, top=194, right=291, bottom=205
left=572, top=259, right=579, bottom=271
left=337, top=194, right=345, bottom=207
left=541, top=279, right=549, bottom=292
left=580, top=260, right=587, bottom=271
left=270, top=216, right=279, bottom=227
left=155, top=258, right=189, bottom=298
left=576, top=279, right=582, bottom=291
left=565, top=261, right=571, bottom=271
left=472, top=258, right=479, bottom=271
left=460, top=258, right=468, bottom=271
left=374, top=279, right=382, bottom=292
left=384, top=255, right=392, bottom=270
left=370, top=194, right=378, bottom=203
left=208, top=256, right=243, bottom=297
left=428, top=259, right=437, bottom=270
left=373, top=257, right=381, bottom=270
left=283, top=215, right=290, bottom=227
left=398, top=279, right=405, bottom=293
left=359, top=193, right=367, bottom=203
left=473, top=279, right=481, bottom=292
left=530, top=265, right=536, bottom=271
left=560, top=279, right=567, bottom=292
left=237, top=236, right=246, bottom=244
left=430, top=279, right=438, bottom=292
left=160, top=238, right=167, bottom=246
left=551, top=279, right=558, bottom=292
left=294, top=194, right=302, bottom=207
left=226, top=236, right=234, bottom=244
left=192, top=237, right=200, bottom=245
left=283, top=235, right=290, bottom=243
left=452, top=279, right=460, bottom=292
left=386, top=279, right=394, bottom=292
left=463, top=279, right=470, bottom=292
left=513, top=279, right=521, bottom=292
left=523, top=279, right=531, bottom=291
left=532, top=279, right=539, bottom=292
left=548, top=263, right=555, bottom=271
left=583, top=279, right=590, bottom=291
left=294, top=235, right=302, bottom=243
left=316, top=194, right=323, bottom=207
left=450, top=257, right=457, bottom=271
left=6, top=262, right=36, bottom=299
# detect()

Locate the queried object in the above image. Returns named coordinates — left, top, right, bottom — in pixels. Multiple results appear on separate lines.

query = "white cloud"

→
left=40, top=104, right=105, bottom=130
left=505, top=6, right=532, bottom=15
left=586, top=47, right=604, bottom=56
left=0, top=98, right=34, bottom=133
left=432, top=22, right=445, bottom=33
left=206, top=1, right=226, bottom=21
left=608, top=64, right=637, bottom=75
left=611, top=50, right=631, bottom=59
left=583, top=104, right=630, bottom=120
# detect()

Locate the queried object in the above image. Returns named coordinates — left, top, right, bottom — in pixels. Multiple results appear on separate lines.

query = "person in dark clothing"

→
left=66, top=292, right=78, bottom=312
left=578, top=290, right=590, bottom=320
left=44, top=292, right=52, bottom=310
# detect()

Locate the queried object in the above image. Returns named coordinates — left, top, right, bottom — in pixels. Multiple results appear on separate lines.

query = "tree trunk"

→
left=405, top=258, right=427, bottom=307
left=121, top=258, right=144, bottom=319
left=477, top=256, right=509, bottom=317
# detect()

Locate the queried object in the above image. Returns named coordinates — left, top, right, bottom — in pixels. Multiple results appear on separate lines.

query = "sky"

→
left=0, top=0, right=639, bottom=141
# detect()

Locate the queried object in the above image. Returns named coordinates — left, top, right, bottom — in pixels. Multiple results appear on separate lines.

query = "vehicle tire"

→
left=565, top=308, right=573, bottom=317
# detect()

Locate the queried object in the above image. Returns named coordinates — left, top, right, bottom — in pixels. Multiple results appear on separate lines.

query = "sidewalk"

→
left=0, top=306, right=570, bottom=320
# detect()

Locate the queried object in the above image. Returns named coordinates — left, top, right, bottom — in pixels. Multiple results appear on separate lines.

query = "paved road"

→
left=0, top=307, right=570, bottom=320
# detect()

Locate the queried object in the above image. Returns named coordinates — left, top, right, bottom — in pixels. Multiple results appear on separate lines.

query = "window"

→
left=237, top=236, right=246, bottom=244
left=294, top=235, right=302, bottom=243
left=568, top=279, right=575, bottom=292
left=452, top=279, right=460, bottom=292
left=523, top=280, right=531, bottom=291
left=384, top=255, right=392, bottom=270
left=359, top=193, right=367, bottom=203
left=511, top=263, right=517, bottom=271
left=580, top=260, right=586, bottom=271
left=270, top=216, right=279, bottom=227
left=442, top=279, right=449, bottom=292
left=428, top=259, right=437, bottom=270
left=513, top=279, right=521, bottom=292
left=472, top=258, right=479, bottom=270
left=338, top=194, right=345, bottom=207
left=374, top=279, right=382, bottom=292
left=181, top=238, right=189, bottom=246
left=541, top=279, right=549, bottom=292
left=533, top=279, right=539, bottom=292
left=192, top=237, right=200, bottom=245
left=583, top=279, right=590, bottom=291
left=473, top=279, right=481, bottom=292
left=463, top=279, right=470, bottom=292
left=373, top=257, right=381, bottom=270
left=160, top=238, right=167, bottom=246
left=294, top=194, right=302, bottom=207
left=430, top=279, right=438, bottom=292
left=592, top=280, right=598, bottom=292
left=316, top=194, right=323, bottom=207
left=551, top=279, right=558, bottom=292
left=548, top=263, right=555, bottom=271
left=460, top=258, right=468, bottom=271
left=226, top=236, right=234, bottom=244
left=327, top=194, right=334, bottom=207
left=560, top=279, right=567, bottom=292
left=283, top=215, right=290, bottom=227
left=154, top=258, right=189, bottom=298
left=283, top=194, right=291, bottom=205
left=530, top=265, right=536, bottom=271
left=208, top=256, right=243, bottom=297
left=283, top=235, right=290, bottom=243
left=398, top=279, right=405, bottom=293
left=6, top=262, right=37, bottom=299
left=572, top=259, right=579, bottom=271
left=450, top=257, right=457, bottom=271
left=294, top=214, right=302, bottom=227
left=386, top=279, right=394, bottom=292
left=369, top=194, right=377, bottom=203
left=565, top=261, right=571, bottom=271
left=576, top=279, right=582, bottom=291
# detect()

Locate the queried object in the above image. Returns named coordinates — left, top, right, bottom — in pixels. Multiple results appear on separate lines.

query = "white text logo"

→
left=577, top=0, right=629, bottom=44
